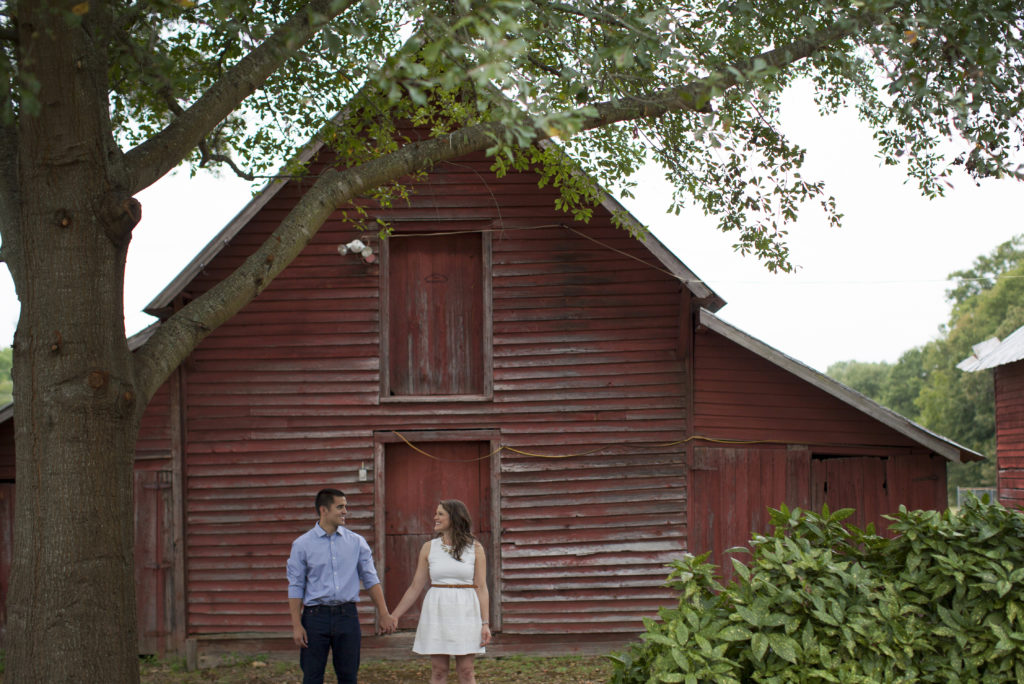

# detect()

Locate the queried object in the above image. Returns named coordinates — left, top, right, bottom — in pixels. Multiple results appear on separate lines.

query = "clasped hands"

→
left=377, top=613, right=398, bottom=634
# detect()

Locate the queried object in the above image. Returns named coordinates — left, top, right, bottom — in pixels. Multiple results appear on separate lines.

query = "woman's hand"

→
left=480, top=623, right=492, bottom=646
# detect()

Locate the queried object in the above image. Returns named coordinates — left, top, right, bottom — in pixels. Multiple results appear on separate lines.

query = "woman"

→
left=391, top=499, right=491, bottom=684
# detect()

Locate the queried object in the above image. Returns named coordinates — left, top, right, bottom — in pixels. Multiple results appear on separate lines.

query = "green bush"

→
left=609, top=498, right=1024, bottom=683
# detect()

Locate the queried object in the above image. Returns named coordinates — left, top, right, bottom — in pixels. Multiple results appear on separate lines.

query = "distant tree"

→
left=0, top=346, right=10, bottom=406
left=884, top=347, right=928, bottom=421
left=827, top=360, right=893, bottom=401
left=828, top=350, right=924, bottom=422
left=946, top=235, right=1024, bottom=315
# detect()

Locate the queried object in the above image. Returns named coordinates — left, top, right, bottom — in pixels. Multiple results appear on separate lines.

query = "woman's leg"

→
left=454, top=654, right=476, bottom=684
left=430, top=655, right=450, bottom=684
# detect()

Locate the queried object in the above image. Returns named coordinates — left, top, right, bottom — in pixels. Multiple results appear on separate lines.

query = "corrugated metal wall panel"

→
left=172, top=150, right=690, bottom=638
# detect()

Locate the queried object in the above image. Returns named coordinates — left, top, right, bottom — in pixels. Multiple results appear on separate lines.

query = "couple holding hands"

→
left=287, top=489, right=490, bottom=684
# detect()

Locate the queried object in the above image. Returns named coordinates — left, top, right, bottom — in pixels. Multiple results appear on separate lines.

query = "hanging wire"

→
left=382, top=220, right=1017, bottom=290
left=390, top=430, right=897, bottom=461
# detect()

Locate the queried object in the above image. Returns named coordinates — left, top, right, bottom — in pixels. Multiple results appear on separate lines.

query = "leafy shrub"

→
left=609, top=498, right=1024, bottom=683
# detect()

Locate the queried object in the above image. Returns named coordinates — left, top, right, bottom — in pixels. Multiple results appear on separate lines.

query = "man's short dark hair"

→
left=315, top=488, right=345, bottom=514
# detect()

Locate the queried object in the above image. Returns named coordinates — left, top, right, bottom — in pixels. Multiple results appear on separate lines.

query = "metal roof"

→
left=699, top=308, right=985, bottom=463
left=958, top=324, right=1024, bottom=372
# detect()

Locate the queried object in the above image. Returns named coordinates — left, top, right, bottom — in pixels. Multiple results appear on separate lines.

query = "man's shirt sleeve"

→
left=286, top=538, right=307, bottom=600
left=356, top=535, right=381, bottom=590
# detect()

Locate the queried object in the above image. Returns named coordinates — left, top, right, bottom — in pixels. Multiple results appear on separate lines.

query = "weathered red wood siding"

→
left=995, top=362, right=1024, bottom=509
left=174, top=150, right=691, bottom=638
left=688, top=443, right=944, bottom=581
left=693, top=328, right=935, bottom=451
left=690, top=326, right=946, bottom=558
left=136, top=382, right=173, bottom=466
left=0, top=418, right=13, bottom=481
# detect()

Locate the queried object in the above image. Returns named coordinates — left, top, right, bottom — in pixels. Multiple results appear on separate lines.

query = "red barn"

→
left=959, top=327, right=1024, bottom=509
left=0, top=139, right=981, bottom=664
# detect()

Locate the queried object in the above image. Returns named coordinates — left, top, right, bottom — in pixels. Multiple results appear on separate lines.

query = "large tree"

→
left=1, top=0, right=1022, bottom=680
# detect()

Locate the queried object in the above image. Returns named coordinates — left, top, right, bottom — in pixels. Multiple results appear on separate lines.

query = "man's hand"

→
left=292, top=623, right=308, bottom=647
left=378, top=613, right=398, bottom=634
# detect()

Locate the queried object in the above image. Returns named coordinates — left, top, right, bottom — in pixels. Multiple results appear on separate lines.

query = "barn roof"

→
left=699, top=308, right=984, bottom=464
left=957, top=324, right=1024, bottom=372
left=143, top=138, right=726, bottom=316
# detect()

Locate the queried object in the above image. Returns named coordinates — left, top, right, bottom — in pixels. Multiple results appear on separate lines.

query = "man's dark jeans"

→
left=300, top=603, right=361, bottom=684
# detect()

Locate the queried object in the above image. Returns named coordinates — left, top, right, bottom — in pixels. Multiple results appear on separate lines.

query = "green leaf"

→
left=751, top=632, right=769, bottom=662
left=768, top=633, right=800, bottom=664
left=735, top=605, right=762, bottom=628
left=718, top=625, right=753, bottom=641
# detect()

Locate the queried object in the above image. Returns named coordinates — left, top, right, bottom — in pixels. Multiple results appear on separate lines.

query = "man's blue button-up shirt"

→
left=286, top=523, right=381, bottom=606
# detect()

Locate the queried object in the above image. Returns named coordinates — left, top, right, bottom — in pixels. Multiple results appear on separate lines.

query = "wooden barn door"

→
left=134, top=469, right=174, bottom=655
left=811, top=455, right=889, bottom=534
left=384, top=441, right=492, bottom=630
left=688, top=446, right=807, bottom=583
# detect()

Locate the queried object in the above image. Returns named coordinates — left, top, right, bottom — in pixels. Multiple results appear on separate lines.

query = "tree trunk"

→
left=4, top=3, right=142, bottom=682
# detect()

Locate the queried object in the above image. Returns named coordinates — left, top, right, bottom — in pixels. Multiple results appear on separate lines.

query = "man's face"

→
left=320, top=496, right=347, bottom=528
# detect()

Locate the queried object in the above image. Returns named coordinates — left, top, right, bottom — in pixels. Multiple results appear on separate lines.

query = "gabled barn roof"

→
left=144, top=138, right=726, bottom=317
left=958, top=324, right=1024, bottom=372
left=699, top=308, right=984, bottom=463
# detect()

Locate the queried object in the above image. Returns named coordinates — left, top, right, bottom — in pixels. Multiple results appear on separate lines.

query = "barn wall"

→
left=995, top=362, right=1024, bottom=509
left=693, top=327, right=928, bottom=451
left=136, top=382, right=173, bottom=467
left=0, top=417, right=13, bottom=481
left=175, top=151, right=691, bottom=638
left=689, top=325, right=947, bottom=547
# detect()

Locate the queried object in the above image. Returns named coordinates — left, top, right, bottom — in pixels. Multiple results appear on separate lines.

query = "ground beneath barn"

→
left=139, top=654, right=614, bottom=683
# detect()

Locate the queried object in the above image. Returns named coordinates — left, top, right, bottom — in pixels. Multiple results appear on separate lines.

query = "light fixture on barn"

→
left=338, top=238, right=376, bottom=264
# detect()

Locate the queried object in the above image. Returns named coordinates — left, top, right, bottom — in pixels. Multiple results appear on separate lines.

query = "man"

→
left=287, top=488, right=398, bottom=684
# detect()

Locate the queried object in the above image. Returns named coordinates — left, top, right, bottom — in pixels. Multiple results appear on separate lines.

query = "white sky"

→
left=0, top=82, right=1019, bottom=372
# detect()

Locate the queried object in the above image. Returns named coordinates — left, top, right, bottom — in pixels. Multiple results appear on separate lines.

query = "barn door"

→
left=811, top=455, right=889, bottom=534
left=384, top=441, right=491, bottom=630
left=134, top=469, right=174, bottom=655
left=688, top=447, right=802, bottom=583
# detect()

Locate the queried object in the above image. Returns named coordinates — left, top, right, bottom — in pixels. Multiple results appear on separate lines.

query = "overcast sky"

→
left=0, top=82, right=1019, bottom=372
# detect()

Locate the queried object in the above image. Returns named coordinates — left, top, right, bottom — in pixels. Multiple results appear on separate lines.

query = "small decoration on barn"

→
left=338, top=238, right=376, bottom=263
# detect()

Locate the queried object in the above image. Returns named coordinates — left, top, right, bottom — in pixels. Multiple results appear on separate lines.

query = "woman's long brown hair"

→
left=438, top=499, right=475, bottom=562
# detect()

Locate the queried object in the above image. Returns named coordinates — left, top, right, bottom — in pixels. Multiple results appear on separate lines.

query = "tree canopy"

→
left=2, top=1, right=1024, bottom=681
left=9, top=0, right=1021, bottom=272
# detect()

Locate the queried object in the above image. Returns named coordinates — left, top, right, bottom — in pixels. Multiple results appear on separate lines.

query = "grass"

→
left=139, top=653, right=614, bottom=683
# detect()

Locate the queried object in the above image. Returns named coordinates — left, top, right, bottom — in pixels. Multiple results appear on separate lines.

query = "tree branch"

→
left=580, top=10, right=884, bottom=130
left=123, top=0, right=357, bottom=195
left=131, top=6, right=886, bottom=402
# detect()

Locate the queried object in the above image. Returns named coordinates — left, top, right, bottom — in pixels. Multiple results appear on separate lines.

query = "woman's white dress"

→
left=412, top=537, right=485, bottom=655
